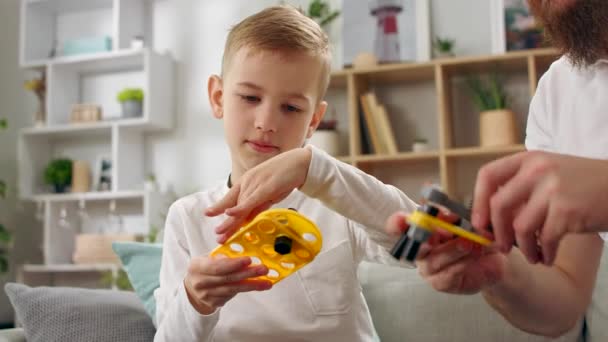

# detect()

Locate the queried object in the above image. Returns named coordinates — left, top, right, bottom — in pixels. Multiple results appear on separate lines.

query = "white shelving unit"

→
left=17, top=0, right=174, bottom=288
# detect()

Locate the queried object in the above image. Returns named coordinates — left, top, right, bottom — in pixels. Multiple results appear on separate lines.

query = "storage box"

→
left=72, top=233, right=143, bottom=265
left=63, top=36, right=112, bottom=57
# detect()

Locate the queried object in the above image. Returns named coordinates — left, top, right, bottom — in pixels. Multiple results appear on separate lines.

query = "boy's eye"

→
left=240, top=95, right=260, bottom=103
left=283, top=104, right=302, bottom=113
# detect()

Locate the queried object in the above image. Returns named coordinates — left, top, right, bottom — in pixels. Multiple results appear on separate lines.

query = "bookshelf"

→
left=325, top=48, right=561, bottom=201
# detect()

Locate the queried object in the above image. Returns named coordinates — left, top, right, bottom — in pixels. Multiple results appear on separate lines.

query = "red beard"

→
left=528, top=0, right=608, bottom=67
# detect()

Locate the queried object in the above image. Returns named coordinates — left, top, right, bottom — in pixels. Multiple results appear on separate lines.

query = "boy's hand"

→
left=205, top=147, right=312, bottom=243
left=184, top=255, right=272, bottom=315
left=385, top=212, right=506, bottom=294
left=472, top=151, right=608, bottom=266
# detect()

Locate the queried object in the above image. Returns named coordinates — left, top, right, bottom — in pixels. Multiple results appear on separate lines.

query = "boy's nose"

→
left=254, top=108, right=278, bottom=133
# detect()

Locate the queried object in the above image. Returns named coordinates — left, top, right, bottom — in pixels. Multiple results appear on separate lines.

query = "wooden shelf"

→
left=22, top=263, right=119, bottom=273
left=25, top=190, right=145, bottom=202
left=354, top=151, right=440, bottom=164
left=445, top=145, right=526, bottom=158
left=352, top=62, right=436, bottom=84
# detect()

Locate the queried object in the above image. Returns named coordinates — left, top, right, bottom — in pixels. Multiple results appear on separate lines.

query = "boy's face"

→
left=209, top=47, right=327, bottom=181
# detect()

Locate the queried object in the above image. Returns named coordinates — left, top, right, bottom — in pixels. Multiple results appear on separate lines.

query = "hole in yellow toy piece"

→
left=295, top=249, right=311, bottom=260
left=280, top=262, right=295, bottom=269
left=230, top=243, right=244, bottom=253
left=276, top=215, right=288, bottom=225
left=268, top=269, right=279, bottom=278
left=244, top=231, right=260, bottom=244
left=258, top=221, right=276, bottom=234
left=250, top=256, right=262, bottom=265
left=262, top=244, right=278, bottom=257
left=302, top=233, right=317, bottom=242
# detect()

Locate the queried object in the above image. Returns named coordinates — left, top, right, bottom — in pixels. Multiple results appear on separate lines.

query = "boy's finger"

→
left=205, top=184, right=241, bottom=216
left=207, top=280, right=273, bottom=297
left=418, top=238, right=473, bottom=276
left=215, top=215, right=244, bottom=235
left=199, top=265, right=269, bottom=287
left=385, top=212, right=409, bottom=236
left=202, top=256, right=252, bottom=275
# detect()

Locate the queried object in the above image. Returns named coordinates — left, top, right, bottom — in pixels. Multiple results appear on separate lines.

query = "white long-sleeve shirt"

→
left=154, top=146, right=418, bottom=341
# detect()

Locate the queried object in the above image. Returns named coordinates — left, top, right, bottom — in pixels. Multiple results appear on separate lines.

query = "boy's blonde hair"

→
left=222, top=5, right=332, bottom=101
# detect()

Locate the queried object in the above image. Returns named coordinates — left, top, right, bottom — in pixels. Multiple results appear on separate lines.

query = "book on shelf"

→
left=359, top=91, right=399, bottom=155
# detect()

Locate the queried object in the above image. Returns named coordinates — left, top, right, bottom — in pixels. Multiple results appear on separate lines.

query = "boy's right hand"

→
left=184, top=255, right=273, bottom=315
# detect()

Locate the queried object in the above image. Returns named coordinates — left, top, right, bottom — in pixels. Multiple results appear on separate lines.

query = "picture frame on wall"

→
left=490, top=0, right=548, bottom=54
left=92, top=154, right=112, bottom=192
left=342, top=0, right=431, bottom=67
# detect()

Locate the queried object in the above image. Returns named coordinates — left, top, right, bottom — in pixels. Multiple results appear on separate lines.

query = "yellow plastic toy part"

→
left=407, top=211, right=492, bottom=246
left=209, top=208, right=323, bottom=284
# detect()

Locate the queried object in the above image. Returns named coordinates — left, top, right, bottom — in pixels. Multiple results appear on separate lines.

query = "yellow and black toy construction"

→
left=391, top=186, right=492, bottom=264
left=210, top=208, right=322, bottom=284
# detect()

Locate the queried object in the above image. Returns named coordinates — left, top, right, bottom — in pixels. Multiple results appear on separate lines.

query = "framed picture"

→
left=342, top=0, right=431, bottom=66
left=491, top=0, right=548, bottom=54
left=92, top=154, right=112, bottom=192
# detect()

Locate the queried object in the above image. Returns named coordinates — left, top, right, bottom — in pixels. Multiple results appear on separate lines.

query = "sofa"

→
left=2, top=247, right=608, bottom=342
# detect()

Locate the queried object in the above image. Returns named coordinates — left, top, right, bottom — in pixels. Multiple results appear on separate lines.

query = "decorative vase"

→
left=35, top=93, right=46, bottom=127
left=412, top=141, right=430, bottom=153
left=479, top=109, right=518, bottom=147
left=71, top=160, right=90, bottom=193
left=121, top=100, right=142, bottom=118
left=53, top=183, right=68, bottom=193
left=309, top=130, right=340, bottom=156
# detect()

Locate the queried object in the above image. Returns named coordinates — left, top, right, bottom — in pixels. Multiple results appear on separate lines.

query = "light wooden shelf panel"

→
left=438, top=48, right=560, bottom=75
left=26, top=190, right=145, bottom=202
left=444, top=145, right=525, bottom=158
left=352, top=62, right=436, bottom=83
left=353, top=151, right=440, bottom=164
left=329, top=70, right=349, bottom=88
left=22, top=263, right=119, bottom=273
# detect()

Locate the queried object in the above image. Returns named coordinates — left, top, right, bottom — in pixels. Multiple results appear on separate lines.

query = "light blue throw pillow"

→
left=112, top=242, right=162, bottom=324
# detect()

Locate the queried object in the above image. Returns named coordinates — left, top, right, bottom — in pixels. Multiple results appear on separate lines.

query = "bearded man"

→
left=384, top=0, right=608, bottom=338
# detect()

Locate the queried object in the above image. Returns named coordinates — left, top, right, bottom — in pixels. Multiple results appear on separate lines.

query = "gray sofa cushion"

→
left=4, top=283, right=155, bottom=342
left=585, top=245, right=608, bottom=342
left=358, top=262, right=583, bottom=342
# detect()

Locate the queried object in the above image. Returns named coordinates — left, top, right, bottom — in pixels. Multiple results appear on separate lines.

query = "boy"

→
left=154, top=6, right=418, bottom=341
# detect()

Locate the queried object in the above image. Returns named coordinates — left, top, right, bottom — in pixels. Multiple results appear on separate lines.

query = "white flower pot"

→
left=412, top=142, right=429, bottom=153
left=309, top=130, right=340, bottom=156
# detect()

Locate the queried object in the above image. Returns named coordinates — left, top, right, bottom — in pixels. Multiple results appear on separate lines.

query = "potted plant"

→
left=24, top=71, right=46, bottom=127
left=44, top=158, right=73, bottom=193
left=309, top=109, right=340, bottom=156
left=306, top=0, right=340, bottom=28
left=433, top=36, right=455, bottom=58
left=0, top=118, right=12, bottom=274
left=467, top=72, right=518, bottom=147
left=117, top=88, right=144, bottom=118
left=412, top=137, right=430, bottom=153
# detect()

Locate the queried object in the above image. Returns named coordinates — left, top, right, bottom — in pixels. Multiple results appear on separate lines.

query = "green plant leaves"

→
left=466, top=71, right=508, bottom=112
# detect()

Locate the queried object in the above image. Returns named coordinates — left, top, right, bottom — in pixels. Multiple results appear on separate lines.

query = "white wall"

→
left=0, top=0, right=497, bottom=323
left=0, top=0, right=43, bottom=325
left=145, top=0, right=495, bottom=195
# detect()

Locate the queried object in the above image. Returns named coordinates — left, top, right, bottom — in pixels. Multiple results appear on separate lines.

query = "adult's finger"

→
left=472, top=152, right=527, bottom=231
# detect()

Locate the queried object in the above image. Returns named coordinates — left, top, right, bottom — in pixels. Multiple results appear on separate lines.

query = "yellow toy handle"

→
left=407, top=211, right=492, bottom=246
left=210, top=208, right=322, bottom=284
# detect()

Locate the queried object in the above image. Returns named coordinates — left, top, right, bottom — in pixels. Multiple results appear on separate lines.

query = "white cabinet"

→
left=17, top=0, right=173, bottom=283
left=20, top=0, right=152, bottom=68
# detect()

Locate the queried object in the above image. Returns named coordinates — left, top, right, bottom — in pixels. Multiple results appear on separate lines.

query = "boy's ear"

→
left=208, top=75, right=224, bottom=119
left=306, top=100, right=328, bottom=139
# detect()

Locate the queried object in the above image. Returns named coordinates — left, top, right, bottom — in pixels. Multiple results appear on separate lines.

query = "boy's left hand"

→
left=205, top=147, right=312, bottom=243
